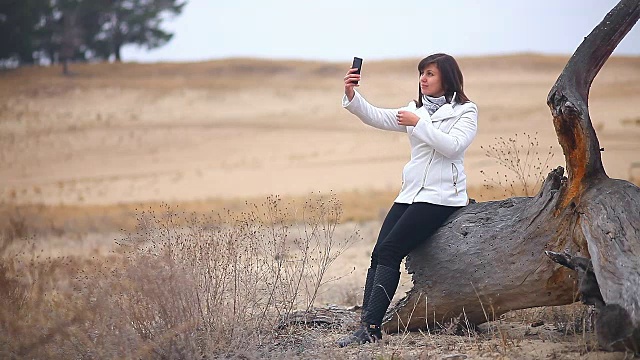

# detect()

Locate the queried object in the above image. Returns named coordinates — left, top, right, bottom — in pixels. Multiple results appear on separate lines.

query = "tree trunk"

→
left=114, top=43, right=122, bottom=62
left=60, top=8, right=81, bottom=76
left=384, top=0, right=640, bottom=350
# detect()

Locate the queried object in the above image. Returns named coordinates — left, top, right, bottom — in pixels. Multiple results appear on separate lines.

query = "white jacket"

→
left=342, top=90, right=478, bottom=206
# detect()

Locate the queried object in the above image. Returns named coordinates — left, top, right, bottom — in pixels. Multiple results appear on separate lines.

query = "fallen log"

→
left=384, top=0, right=640, bottom=352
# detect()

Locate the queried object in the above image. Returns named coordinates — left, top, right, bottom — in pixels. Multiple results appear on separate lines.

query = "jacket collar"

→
left=430, top=104, right=455, bottom=121
left=430, top=91, right=458, bottom=122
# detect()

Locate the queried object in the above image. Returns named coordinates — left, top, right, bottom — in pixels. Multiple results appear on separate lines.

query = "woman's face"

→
left=420, top=63, right=445, bottom=97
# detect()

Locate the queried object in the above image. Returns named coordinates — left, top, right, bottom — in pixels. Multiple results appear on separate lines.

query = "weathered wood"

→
left=545, top=0, right=640, bottom=335
left=547, top=0, right=640, bottom=203
left=384, top=0, right=640, bottom=351
left=580, top=179, right=640, bottom=326
left=277, top=306, right=359, bottom=330
left=546, top=251, right=640, bottom=353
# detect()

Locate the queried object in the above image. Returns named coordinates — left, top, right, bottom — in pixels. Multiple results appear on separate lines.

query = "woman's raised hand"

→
left=344, top=67, right=360, bottom=102
left=396, top=110, right=419, bottom=127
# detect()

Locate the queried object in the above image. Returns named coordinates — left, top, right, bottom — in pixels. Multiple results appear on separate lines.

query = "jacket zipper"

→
left=421, top=150, right=436, bottom=187
left=452, top=163, right=459, bottom=195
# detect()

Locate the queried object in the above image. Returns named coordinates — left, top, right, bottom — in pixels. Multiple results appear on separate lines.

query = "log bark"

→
left=384, top=0, right=640, bottom=350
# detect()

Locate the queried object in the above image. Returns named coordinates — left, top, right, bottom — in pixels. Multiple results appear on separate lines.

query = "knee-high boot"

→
left=362, top=265, right=400, bottom=329
left=337, top=265, right=400, bottom=347
left=360, top=266, right=377, bottom=320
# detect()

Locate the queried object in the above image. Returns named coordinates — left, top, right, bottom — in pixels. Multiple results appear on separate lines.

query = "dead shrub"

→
left=0, top=193, right=359, bottom=359
left=480, top=132, right=555, bottom=197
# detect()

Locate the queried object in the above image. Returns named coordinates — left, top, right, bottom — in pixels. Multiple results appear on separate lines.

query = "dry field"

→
left=1, top=55, right=639, bottom=359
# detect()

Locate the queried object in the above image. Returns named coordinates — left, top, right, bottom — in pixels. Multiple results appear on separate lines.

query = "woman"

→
left=337, top=53, right=478, bottom=346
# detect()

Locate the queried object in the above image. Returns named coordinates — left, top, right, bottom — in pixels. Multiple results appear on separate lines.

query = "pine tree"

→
left=0, top=0, right=187, bottom=66
left=0, top=0, right=51, bottom=64
left=96, top=0, right=186, bottom=62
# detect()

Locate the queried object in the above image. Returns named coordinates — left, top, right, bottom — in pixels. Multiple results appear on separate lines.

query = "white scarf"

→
left=422, top=94, right=447, bottom=115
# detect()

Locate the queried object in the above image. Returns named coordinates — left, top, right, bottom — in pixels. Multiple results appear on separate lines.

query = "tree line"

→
left=0, top=0, right=186, bottom=70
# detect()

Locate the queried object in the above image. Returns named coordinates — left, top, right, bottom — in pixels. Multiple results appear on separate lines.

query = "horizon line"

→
left=110, top=51, right=640, bottom=65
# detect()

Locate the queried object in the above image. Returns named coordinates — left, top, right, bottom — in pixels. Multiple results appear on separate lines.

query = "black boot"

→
left=336, top=323, right=382, bottom=347
left=362, top=265, right=400, bottom=329
left=336, top=267, right=379, bottom=347
left=360, top=266, right=377, bottom=318
left=336, top=265, right=400, bottom=347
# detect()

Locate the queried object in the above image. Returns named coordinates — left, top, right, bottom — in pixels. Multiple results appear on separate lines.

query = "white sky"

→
left=122, top=0, right=640, bottom=63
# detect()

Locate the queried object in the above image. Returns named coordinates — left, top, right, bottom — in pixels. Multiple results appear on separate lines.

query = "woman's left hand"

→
left=396, top=110, right=419, bottom=126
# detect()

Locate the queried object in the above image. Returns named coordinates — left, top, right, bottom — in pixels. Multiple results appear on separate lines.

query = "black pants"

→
left=370, top=202, right=462, bottom=271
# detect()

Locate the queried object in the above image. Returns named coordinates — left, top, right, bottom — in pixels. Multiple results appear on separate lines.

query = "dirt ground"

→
left=1, top=55, right=639, bottom=358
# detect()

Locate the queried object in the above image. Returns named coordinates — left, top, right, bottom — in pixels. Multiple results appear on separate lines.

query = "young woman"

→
left=337, top=53, right=478, bottom=346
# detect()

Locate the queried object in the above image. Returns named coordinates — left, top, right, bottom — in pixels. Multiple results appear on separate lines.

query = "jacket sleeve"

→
left=342, top=90, right=406, bottom=132
left=409, top=103, right=478, bottom=158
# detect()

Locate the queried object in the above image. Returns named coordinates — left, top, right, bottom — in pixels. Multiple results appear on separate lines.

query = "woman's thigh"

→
left=369, top=203, right=409, bottom=265
left=375, top=202, right=461, bottom=268
left=376, top=203, right=410, bottom=245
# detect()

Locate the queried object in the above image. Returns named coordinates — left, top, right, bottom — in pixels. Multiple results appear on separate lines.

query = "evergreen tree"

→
left=0, top=0, right=51, bottom=64
left=0, top=0, right=187, bottom=66
left=96, top=0, right=186, bottom=62
left=35, top=0, right=101, bottom=72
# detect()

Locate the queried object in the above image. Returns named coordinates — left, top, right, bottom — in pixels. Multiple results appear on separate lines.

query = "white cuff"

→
left=342, top=91, right=359, bottom=108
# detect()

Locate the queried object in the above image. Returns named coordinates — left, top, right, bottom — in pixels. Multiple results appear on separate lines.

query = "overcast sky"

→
left=122, top=0, right=640, bottom=63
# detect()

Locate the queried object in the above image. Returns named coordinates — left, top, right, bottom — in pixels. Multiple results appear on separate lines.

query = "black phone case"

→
left=351, top=57, right=363, bottom=84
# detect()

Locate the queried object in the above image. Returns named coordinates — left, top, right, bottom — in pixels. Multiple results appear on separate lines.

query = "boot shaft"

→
left=361, top=266, right=377, bottom=315
left=362, top=265, right=400, bottom=327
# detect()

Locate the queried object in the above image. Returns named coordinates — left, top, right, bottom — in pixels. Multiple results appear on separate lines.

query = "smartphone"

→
left=351, top=57, right=363, bottom=84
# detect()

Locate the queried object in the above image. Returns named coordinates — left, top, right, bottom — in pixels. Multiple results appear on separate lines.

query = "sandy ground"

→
left=1, top=55, right=639, bottom=207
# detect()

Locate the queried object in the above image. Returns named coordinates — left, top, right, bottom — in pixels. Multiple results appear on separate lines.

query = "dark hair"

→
left=415, top=53, right=470, bottom=107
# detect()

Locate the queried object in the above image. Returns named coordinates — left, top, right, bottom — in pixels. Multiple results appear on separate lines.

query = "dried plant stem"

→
left=480, top=132, right=555, bottom=197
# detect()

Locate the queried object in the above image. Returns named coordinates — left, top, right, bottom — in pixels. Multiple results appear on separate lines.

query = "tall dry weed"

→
left=480, top=132, right=555, bottom=197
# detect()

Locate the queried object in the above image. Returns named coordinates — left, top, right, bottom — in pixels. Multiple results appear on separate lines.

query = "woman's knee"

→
left=376, top=244, right=404, bottom=271
left=370, top=248, right=379, bottom=268
left=377, top=256, right=402, bottom=272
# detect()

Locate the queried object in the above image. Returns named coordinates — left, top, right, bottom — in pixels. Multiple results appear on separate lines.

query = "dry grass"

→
left=0, top=194, right=361, bottom=359
left=1, top=193, right=632, bottom=359
left=0, top=190, right=396, bottom=242
left=0, top=183, right=521, bottom=243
